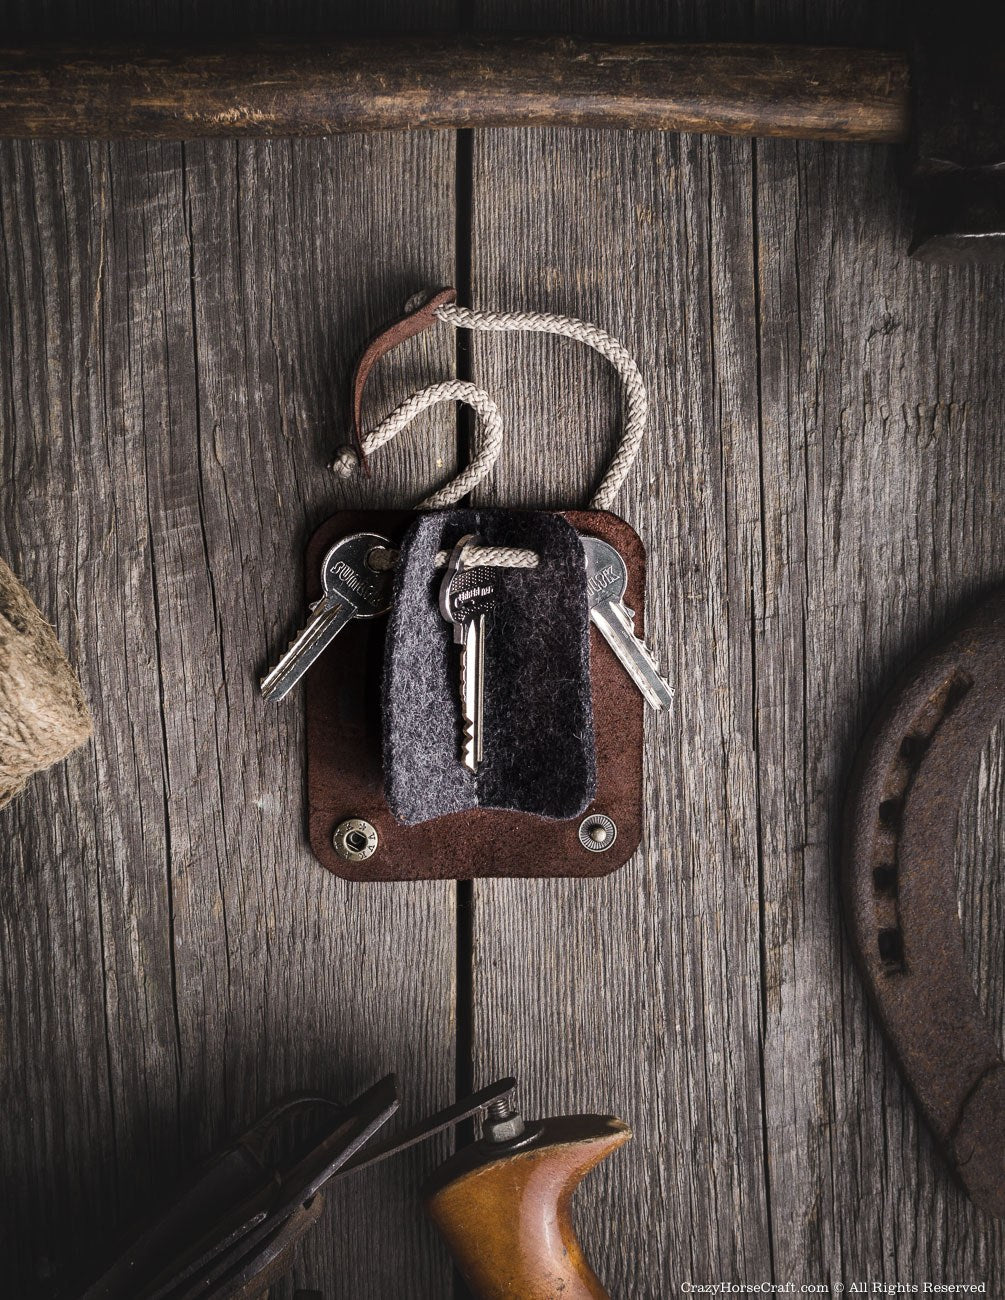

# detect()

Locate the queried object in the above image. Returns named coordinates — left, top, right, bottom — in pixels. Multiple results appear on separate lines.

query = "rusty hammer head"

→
left=909, top=0, right=1005, bottom=261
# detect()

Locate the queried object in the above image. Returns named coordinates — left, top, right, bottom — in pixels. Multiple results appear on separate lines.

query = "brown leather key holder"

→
left=264, top=290, right=670, bottom=881
left=843, top=586, right=1005, bottom=1216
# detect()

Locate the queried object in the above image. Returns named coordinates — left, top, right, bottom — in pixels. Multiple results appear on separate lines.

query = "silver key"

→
left=439, top=534, right=497, bottom=772
left=582, top=536, right=674, bottom=711
left=261, top=531, right=394, bottom=703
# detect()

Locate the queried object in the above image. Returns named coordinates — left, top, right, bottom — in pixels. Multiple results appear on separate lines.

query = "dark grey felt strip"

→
left=382, top=508, right=597, bottom=826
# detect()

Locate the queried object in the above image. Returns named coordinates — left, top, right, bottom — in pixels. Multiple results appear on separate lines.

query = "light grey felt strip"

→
left=382, top=508, right=597, bottom=826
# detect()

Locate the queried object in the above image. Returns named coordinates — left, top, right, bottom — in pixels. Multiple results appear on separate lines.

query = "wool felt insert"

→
left=383, top=508, right=597, bottom=825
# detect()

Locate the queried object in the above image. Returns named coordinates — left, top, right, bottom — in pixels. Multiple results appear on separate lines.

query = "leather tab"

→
left=350, top=288, right=457, bottom=473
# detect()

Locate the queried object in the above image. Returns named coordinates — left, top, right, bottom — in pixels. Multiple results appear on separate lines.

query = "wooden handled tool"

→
left=0, top=38, right=908, bottom=143
left=75, top=1076, right=631, bottom=1299
left=0, top=7, right=1001, bottom=261
left=424, top=1100, right=632, bottom=1300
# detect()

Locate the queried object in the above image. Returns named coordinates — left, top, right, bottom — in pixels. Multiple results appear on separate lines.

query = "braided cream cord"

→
left=332, top=380, right=538, bottom=569
left=331, top=379, right=503, bottom=508
left=368, top=543, right=539, bottom=572
left=434, top=302, right=648, bottom=511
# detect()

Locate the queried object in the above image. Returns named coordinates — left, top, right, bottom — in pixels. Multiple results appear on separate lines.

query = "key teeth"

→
left=263, top=622, right=311, bottom=682
left=462, top=718, right=478, bottom=771
left=459, top=639, right=478, bottom=771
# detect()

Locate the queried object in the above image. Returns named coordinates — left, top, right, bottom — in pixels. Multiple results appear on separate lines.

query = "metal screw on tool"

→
left=578, top=813, right=617, bottom=853
left=481, top=1093, right=543, bottom=1150
left=483, top=1096, right=526, bottom=1144
left=332, top=817, right=379, bottom=862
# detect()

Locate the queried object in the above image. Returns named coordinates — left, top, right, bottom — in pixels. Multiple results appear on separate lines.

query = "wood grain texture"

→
left=958, top=725, right=1005, bottom=1051
left=0, top=4, right=461, bottom=1299
left=467, top=1, right=1005, bottom=1297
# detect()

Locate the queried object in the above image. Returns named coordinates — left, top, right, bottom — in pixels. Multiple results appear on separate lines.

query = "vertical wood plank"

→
left=0, top=4, right=461, bottom=1297
left=467, top=126, right=775, bottom=1294
left=749, top=4, right=1004, bottom=1290
left=958, top=727, right=1005, bottom=1048
left=753, top=130, right=1005, bottom=1289
left=466, top=4, right=772, bottom=1295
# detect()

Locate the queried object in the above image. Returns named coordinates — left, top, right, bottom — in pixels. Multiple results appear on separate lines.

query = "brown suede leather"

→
left=305, top=509, right=646, bottom=881
left=350, top=288, right=457, bottom=470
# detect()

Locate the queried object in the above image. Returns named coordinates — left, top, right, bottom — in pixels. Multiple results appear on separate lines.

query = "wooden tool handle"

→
left=424, top=1115, right=631, bottom=1300
left=0, top=38, right=910, bottom=141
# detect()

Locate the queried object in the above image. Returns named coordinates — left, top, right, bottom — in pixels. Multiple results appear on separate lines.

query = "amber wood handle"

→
left=0, top=39, right=910, bottom=142
left=423, top=1114, right=631, bottom=1300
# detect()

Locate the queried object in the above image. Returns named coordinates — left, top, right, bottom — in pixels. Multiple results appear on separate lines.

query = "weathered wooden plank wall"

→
left=0, top=1, right=1003, bottom=1298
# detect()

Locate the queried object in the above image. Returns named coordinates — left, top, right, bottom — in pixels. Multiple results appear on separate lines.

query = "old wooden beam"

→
left=0, top=38, right=910, bottom=142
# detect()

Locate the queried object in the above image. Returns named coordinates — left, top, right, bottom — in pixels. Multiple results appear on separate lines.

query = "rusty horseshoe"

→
left=843, top=586, right=1005, bottom=1216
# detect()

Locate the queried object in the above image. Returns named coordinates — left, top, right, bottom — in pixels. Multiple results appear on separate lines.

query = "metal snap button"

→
left=578, top=813, right=617, bottom=852
left=333, top=817, right=379, bottom=862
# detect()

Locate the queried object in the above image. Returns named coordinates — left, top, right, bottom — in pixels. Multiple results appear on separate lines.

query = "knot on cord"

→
left=329, top=446, right=359, bottom=479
